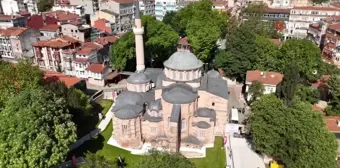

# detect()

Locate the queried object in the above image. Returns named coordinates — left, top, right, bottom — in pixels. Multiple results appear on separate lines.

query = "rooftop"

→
left=39, top=24, right=60, bottom=31
left=44, top=71, right=82, bottom=88
left=163, top=51, right=203, bottom=71
left=292, top=6, right=340, bottom=11
left=0, top=27, right=28, bottom=37
left=264, top=7, right=291, bottom=14
left=33, top=35, right=79, bottom=48
left=312, top=75, right=330, bottom=89
left=326, top=116, right=340, bottom=133
left=0, top=14, right=24, bottom=21
left=77, top=42, right=103, bottom=55
left=246, top=70, right=284, bottom=85
left=45, top=10, right=80, bottom=21
left=86, top=64, right=106, bottom=73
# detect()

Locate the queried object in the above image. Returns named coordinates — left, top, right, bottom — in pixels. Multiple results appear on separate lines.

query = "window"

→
left=336, top=57, right=340, bottom=62
left=199, top=129, right=205, bottom=137
left=181, top=119, right=186, bottom=131
left=151, top=127, right=156, bottom=133
left=122, top=125, right=128, bottom=133
left=212, top=102, right=215, bottom=106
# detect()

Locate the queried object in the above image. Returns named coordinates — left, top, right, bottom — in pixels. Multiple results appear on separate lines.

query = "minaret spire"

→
left=133, top=0, right=145, bottom=72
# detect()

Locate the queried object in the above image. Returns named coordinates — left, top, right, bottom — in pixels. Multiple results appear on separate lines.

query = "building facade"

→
left=52, top=4, right=85, bottom=16
left=69, top=0, right=99, bottom=15
left=288, top=7, right=340, bottom=39
left=61, top=22, right=91, bottom=42
left=155, top=0, right=177, bottom=20
left=0, top=27, right=39, bottom=62
left=0, top=14, right=26, bottom=28
left=139, top=0, right=155, bottom=16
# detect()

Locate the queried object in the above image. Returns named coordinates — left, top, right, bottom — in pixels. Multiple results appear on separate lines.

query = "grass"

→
left=190, top=136, right=226, bottom=168
left=99, top=100, right=113, bottom=115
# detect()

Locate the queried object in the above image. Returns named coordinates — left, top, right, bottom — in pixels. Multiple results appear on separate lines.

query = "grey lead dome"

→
left=163, top=51, right=203, bottom=71
left=127, top=72, right=150, bottom=84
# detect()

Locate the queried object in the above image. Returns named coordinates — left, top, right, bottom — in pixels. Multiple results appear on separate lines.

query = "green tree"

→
left=311, top=0, right=329, bottom=4
left=81, top=153, right=119, bottom=168
left=248, top=95, right=338, bottom=168
left=37, top=0, right=54, bottom=12
left=223, top=23, right=257, bottom=81
left=295, top=85, right=320, bottom=105
left=133, top=150, right=196, bottom=168
left=0, top=89, right=77, bottom=168
left=111, top=16, right=178, bottom=70
left=0, top=61, right=43, bottom=109
left=162, top=11, right=177, bottom=28
left=280, top=39, right=322, bottom=81
left=325, top=75, right=340, bottom=116
left=253, top=35, right=283, bottom=72
left=248, top=80, right=265, bottom=103
left=277, top=63, right=300, bottom=107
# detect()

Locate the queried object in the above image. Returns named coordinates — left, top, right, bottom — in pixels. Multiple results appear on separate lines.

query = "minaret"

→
left=133, top=1, right=145, bottom=72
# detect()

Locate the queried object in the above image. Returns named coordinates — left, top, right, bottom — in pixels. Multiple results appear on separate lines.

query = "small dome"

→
left=127, top=72, right=150, bottom=84
left=114, top=105, right=143, bottom=119
left=148, top=99, right=162, bottom=111
left=196, top=121, right=211, bottom=129
left=115, top=91, right=142, bottom=106
left=162, top=83, right=197, bottom=104
left=163, top=51, right=203, bottom=71
left=207, top=69, right=220, bottom=78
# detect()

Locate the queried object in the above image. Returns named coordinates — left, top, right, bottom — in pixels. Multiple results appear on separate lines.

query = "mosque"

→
left=109, top=2, right=229, bottom=157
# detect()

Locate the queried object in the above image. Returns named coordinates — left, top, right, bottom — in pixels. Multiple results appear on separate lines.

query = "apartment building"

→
left=45, top=10, right=82, bottom=25
left=307, top=15, right=340, bottom=47
left=61, top=21, right=91, bottom=42
left=1, top=0, right=38, bottom=15
left=0, top=27, right=39, bottom=63
left=288, top=7, right=340, bottom=39
left=52, top=4, right=85, bottom=16
left=39, top=24, right=60, bottom=39
left=140, top=0, right=155, bottom=16
left=32, top=35, right=81, bottom=71
left=99, top=0, right=135, bottom=32
left=155, top=0, right=177, bottom=20
left=0, top=14, right=26, bottom=28
left=91, top=9, right=120, bottom=33
left=322, top=23, right=340, bottom=67
left=69, top=0, right=99, bottom=15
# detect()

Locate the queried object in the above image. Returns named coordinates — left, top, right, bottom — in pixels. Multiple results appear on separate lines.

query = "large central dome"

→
left=164, top=51, right=203, bottom=71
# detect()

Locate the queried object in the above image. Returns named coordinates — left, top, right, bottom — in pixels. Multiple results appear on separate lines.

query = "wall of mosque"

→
left=197, top=91, right=228, bottom=136
left=164, top=67, right=202, bottom=81
left=113, top=116, right=143, bottom=149
left=192, top=116, right=215, bottom=146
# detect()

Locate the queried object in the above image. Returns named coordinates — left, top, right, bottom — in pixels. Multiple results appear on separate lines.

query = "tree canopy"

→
left=0, top=89, right=77, bottom=167
left=111, top=15, right=178, bottom=71
left=325, top=75, right=340, bottom=116
left=248, top=94, right=338, bottom=168
left=81, top=153, right=120, bottom=168
left=248, top=80, right=265, bottom=103
left=37, top=0, right=54, bottom=12
left=133, top=150, right=196, bottom=168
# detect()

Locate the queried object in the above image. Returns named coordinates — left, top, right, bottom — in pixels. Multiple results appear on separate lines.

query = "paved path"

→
left=69, top=103, right=115, bottom=150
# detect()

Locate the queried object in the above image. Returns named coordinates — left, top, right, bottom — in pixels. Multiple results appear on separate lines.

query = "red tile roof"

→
left=74, top=58, right=88, bottom=63
left=270, top=39, right=281, bottom=46
left=328, top=23, right=340, bottom=31
left=293, top=6, right=340, bottom=11
left=77, top=42, right=103, bottom=55
left=27, top=15, right=59, bottom=30
left=44, top=71, right=82, bottom=88
left=178, top=37, right=190, bottom=45
left=86, top=64, right=106, bottom=73
left=93, top=19, right=112, bottom=34
left=45, top=10, right=80, bottom=21
left=246, top=70, right=284, bottom=85
left=326, top=116, right=340, bottom=133
left=312, top=75, right=330, bottom=88
left=264, top=7, right=291, bottom=14
left=39, top=24, right=60, bottom=31
left=0, top=14, right=24, bottom=20
left=312, top=105, right=325, bottom=115
left=33, top=35, right=79, bottom=48
left=0, top=27, right=28, bottom=37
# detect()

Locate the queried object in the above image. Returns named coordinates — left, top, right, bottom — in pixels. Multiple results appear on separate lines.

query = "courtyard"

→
left=70, top=99, right=226, bottom=167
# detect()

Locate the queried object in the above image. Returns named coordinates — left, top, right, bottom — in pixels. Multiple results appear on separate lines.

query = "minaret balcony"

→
left=133, top=26, right=144, bottom=35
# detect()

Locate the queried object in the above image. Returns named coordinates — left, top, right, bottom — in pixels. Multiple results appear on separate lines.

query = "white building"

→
left=245, top=70, right=284, bottom=101
left=155, top=0, right=178, bottom=20
left=288, top=6, right=340, bottom=39
left=1, top=0, right=38, bottom=15
left=52, top=4, right=85, bottom=16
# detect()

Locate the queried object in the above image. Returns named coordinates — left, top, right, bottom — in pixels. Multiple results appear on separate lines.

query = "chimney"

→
left=260, top=71, right=264, bottom=76
left=133, top=0, right=145, bottom=72
left=337, top=120, right=340, bottom=127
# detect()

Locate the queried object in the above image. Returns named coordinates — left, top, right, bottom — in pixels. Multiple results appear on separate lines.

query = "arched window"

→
left=181, top=119, right=186, bottom=131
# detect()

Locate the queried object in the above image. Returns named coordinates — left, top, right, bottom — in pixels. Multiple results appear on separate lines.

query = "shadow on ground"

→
left=67, top=133, right=106, bottom=159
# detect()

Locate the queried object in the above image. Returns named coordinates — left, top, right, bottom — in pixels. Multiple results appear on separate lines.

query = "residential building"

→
left=322, top=23, right=340, bottom=67
left=0, top=27, right=40, bottom=63
left=32, top=35, right=81, bottom=71
left=212, top=0, right=228, bottom=12
left=91, top=10, right=120, bottom=33
left=93, top=18, right=116, bottom=34
left=245, top=70, right=284, bottom=101
left=27, top=14, right=58, bottom=30
left=44, top=70, right=86, bottom=90
left=107, top=4, right=229, bottom=158
left=52, top=4, right=85, bottom=16
left=243, top=7, right=291, bottom=39
left=288, top=7, right=340, bottom=39
left=45, top=10, right=82, bottom=25
left=139, top=0, right=155, bottom=16
left=324, top=115, right=340, bottom=155
left=69, top=0, right=99, bottom=15
left=307, top=15, right=340, bottom=47
left=0, top=14, right=26, bottom=28
left=60, top=22, right=91, bottom=42
left=1, top=0, right=38, bottom=15
left=91, top=9, right=119, bottom=25
left=155, top=0, right=177, bottom=20
left=99, top=0, right=135, bottom=32
left=39, top=24, right=60, bottom=39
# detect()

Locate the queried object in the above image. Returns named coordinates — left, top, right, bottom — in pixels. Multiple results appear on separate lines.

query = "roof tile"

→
left=246, top=70, right=284, bottom=85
